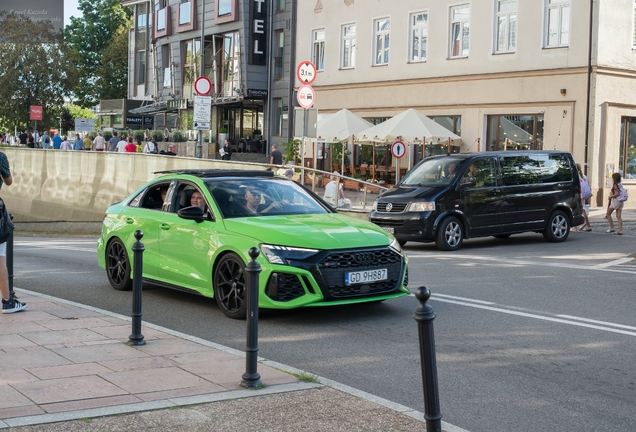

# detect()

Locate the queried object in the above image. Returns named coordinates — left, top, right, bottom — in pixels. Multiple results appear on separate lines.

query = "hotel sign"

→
left=249, top=0, right=267, bottom=65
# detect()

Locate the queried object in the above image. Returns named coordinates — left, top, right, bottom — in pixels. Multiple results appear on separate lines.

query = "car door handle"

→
left=492, top=188, right=501, bottom=194
left=160, top=223, right=170, bottom=230
left=125, top=218, right=134, bottom=224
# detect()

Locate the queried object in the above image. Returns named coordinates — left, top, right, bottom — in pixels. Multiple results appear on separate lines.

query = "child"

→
left=606, top=172, right=625, bottom=235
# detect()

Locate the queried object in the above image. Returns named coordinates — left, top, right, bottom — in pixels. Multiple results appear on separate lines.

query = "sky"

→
left=64, top=0, right=82, bottom=27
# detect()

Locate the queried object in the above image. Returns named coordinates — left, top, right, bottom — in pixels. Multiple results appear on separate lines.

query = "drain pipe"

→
left=583, top=0, right=594, bottom=176
left=265, top=0, right=274, bottom=155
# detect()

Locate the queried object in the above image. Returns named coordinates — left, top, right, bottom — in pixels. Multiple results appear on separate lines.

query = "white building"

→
left=296, top=0, right=636, bottom=204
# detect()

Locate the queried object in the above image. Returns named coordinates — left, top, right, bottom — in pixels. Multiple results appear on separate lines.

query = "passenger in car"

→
left=244, top=187, right=281, bottom=214
left=190, top=191, right=211, bottom=218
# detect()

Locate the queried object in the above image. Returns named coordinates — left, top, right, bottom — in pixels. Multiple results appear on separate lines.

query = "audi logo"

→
left=353, top=252, right=375, bottom=266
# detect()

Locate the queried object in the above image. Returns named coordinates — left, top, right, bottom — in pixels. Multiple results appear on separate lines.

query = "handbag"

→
left=617, top=184, right=629, bottom=202
left=580, top=176, right=592, bottom=200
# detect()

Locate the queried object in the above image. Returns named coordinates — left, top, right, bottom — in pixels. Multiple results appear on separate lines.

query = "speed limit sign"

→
left=391, top=141, right=406, bottom=159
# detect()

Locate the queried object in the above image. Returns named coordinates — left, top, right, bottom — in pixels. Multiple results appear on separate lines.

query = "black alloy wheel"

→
left=214, top=253, right=247, bottom=319
left=543, top=210, right=570, bottom=242
left=435, top=216, right=463, bottom=251
left=106, top=238, right=132, bottom=291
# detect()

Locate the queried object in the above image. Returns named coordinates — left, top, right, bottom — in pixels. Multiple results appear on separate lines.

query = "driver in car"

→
left=244, top=187, right=282, bottom=214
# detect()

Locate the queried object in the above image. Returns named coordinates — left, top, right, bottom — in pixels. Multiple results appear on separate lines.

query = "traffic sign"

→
left=193, top=95, right=212, bottom=130
left=297, top=61, right=317, bottom=85
left=30, top=106, right=43, bottom=121
left=194, top=76, right=212, bottom=96
left=391, top=141, right=406, bottom=159
left=297, top=85, right=315, bottom=109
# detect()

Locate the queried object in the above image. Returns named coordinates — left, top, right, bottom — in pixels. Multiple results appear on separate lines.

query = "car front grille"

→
left=370, top=219, right=404, bottom=227
left=316, top=248, right=403, bottom=299
left=266, top=273, right=305, bottom=302
left=376, top=202, right=408, bottom=213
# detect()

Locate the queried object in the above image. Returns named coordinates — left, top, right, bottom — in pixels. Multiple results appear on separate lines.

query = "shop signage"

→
left=249, top=0, right=267, bottom=65
left=167, top=99, right=188, bottom=110
left=74, top=118, right=95, bottom=132
left=144, top=117, right=154, bottom=126
left=126, top=116, right=143, bottom=125
left=247, top=89, right=268, bottom=98
left=30, top=106, right=43, bottom=121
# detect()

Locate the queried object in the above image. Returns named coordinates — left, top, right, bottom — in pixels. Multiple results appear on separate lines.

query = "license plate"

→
left=382, top=227, right=394, bottom=234
left=345, top=269, right=388, bottom=286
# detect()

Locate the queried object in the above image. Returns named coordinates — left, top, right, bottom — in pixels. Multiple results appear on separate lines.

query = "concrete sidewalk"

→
left=0, top=290, right=454, bottom=431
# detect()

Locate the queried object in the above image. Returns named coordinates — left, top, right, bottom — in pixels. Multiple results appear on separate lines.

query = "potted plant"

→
left=253, top=128, right=262, bottom=139
left=171, top=130, right=185, bottom=142
left=218, top=127, right=229, bottom=145
left=151, top=130, right=164, bottom=142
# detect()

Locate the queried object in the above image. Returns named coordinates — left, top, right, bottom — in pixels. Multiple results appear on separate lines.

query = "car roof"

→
left=153, top=169, right=275, bottom=179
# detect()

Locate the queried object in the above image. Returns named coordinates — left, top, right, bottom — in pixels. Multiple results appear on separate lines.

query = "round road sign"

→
left=194, top=76, right=212, bottom=96
left=391, top=141, right=406, bottom=159
left=297, top=61, right=317, bottom=85
left=297, top=85, right=316, bottom=109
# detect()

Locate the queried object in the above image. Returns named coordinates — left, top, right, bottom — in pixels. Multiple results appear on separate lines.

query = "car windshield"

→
left=205, top=178, right=330, bottom=218
left=400, top=156, right=468, bottom=186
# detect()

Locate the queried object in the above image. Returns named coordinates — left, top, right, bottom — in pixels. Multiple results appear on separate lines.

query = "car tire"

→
left=214, top=253, right=247, bottom=319
left=543, top=210, right=570, bottom=242
left=493, top=234, right=511, bottom=239
left=435, top=216, right=463, bottom=251
left=106, top=238, right=132, bottom=291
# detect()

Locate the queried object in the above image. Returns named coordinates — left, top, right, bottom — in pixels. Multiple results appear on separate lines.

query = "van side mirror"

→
left=460, top=177, right=476, bottom=188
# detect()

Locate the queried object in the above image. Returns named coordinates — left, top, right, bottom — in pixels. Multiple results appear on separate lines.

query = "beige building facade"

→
left=296, top=0, right=636, bottom=204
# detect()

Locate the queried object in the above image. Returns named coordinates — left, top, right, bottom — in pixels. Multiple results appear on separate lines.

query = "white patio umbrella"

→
left=357, top=109, right=461, bottom=182
left=317, top=108, right=373, bottom=174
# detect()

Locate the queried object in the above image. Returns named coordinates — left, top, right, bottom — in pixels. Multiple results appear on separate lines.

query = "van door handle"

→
left=492, top=188, right=501, bottom=194
left=160, top=223, right=170, bottom=230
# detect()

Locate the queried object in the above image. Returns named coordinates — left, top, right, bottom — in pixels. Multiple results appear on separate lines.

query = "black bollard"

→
left=413, top=286, right=442, bottom=432
left=128, top=230, right=146, bottom=346
left=241, top=247, right=262, bottom=388
left=7, top=214, right=13, bottom=297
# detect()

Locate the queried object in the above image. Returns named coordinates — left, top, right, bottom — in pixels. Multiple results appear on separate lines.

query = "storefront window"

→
left=222, top=32, right=241, bottom=97
left=619, top=117, right=636, bottom=180
left=113, top=115, right=123, bottom=125
left=487, top=115, right=543, bottom=151
left=182, top=39, right=200, bottom=99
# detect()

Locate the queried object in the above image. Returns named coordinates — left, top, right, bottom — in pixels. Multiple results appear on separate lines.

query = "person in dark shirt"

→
left=221, top=139, right=232, bottom=160
left=270, top=144, right=283, bottom=165
left=18, top=130, right=28, bottom=146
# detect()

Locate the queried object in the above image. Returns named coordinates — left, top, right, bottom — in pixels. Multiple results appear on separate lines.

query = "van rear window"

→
left=500, top=154, right=572, bottom=185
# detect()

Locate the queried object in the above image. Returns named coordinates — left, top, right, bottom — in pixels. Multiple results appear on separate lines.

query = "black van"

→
left=370, top=151, right=585, bottom=251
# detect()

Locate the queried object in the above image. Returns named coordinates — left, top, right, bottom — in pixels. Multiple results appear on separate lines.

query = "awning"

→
left=128, top=101, right=167, bottom=115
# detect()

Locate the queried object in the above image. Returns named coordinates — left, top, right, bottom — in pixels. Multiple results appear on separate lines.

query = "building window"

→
left=162, top=45, right=171, bottom=88
left=341, top=23, right=356, bottom=69
left=487, top=115, right=544, bottom=151
left=619, top=117, right=636, bottom=180
left=276, top=0, right=285, bottom=13
left=430, top=116, right=462, bottom=136
left=157, top=8, right=167, bottom=31
left=179, top=1, right=191, bottom=26
left=312, top=29, right=325, bottom=71
left=373, top=18, right=390, bottom=66
left=182, top=39, right=200, bottom=98
left=450, top=5, right=470, bottom=58
left=222, top=32, right=241, bottom=96
left=137, top=51, right=146, bottom=85
left=274, top=98, right=283, bottom=136
left=545, top=0, right=570, bottom=47
left=409, top=11, right=428, bottom=62
left=495, top=0, right=516, bottom=53
left=137, top=13, right=147, bottom=30
left=219, top=0, right=232, bottom=16
left=274, top=30, right=284, bottom=80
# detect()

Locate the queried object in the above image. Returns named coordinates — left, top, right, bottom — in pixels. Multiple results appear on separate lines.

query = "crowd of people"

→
left=0, top=129, right=177, bottom=155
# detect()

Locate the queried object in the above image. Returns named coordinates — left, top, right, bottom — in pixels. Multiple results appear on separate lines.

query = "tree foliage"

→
left=0, top=12, right=79, bottom=132
left=95, top=23, right=132, bottom=101
left=64, top=0, right=132, bottom=107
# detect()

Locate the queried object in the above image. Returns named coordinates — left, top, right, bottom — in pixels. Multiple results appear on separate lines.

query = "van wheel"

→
left=543, top=210, right=570, bottom=242
left=435, top=216, right=463, bottom=251
left=493, top=234, right=511, bottom=239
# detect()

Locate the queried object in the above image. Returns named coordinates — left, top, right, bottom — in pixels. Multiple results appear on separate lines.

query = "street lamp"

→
left=57, top=116, right=62, bottom=135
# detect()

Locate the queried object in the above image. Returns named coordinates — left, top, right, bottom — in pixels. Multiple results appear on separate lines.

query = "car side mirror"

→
left=460, top=177, right=476, bottom=188
left=177, top=205, right=205, bottom=223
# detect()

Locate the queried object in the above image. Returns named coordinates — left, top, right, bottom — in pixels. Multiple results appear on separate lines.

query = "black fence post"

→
left=7, top=214, right=13, bottom=297
left=128, top=230, right=146, bottom=346
left=241, top=247, right=262, bottom=388
left=413, top=286, right=442, bottom=432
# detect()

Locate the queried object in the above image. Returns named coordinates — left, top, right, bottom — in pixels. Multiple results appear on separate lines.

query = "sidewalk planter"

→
left=343, top=179, right=359, bottom=191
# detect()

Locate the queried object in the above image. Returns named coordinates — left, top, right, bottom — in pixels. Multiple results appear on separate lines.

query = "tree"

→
left=94, top=23, right=132, bottom=101
left=0, top=12, right=79, bottom=133
left=64, top=0, right=132, bottom=107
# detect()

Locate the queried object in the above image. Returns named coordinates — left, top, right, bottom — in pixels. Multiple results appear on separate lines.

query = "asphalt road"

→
left=12, top=230, right=636, bottom=432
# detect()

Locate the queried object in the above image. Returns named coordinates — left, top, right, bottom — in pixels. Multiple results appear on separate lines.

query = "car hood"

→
left=380, top=185, right=445, bottom=201
left=223, top=214, right=391, bottom=249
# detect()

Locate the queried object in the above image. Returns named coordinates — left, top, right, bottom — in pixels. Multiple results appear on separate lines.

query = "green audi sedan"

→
left=97, top=170, right=409, bottom=319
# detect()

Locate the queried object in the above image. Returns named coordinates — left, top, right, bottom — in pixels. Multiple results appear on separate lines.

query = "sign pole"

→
left=301, top=108, right=307, bottom=186
left=197, top=0, right=206, bottom=159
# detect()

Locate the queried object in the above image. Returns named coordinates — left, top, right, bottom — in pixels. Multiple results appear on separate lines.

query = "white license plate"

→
left=382, top=227, right=394, bottom=234
left=344, top=269, right=388, bottom=286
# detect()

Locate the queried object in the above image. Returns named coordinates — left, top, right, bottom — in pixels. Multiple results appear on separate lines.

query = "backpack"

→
left=617, top=184, right=629, bottom=202
left=45, top=136, right=50, bottom=144
left=0, top=198, right=14, bottom=244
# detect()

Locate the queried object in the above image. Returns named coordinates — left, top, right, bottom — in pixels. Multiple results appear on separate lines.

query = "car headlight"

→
left=407, top=201, right=435, bottom=212
left=260, top=244, right=320, bottom=265
left=388, top=238, right=403, bottom=256
left=372, top=200, right=378, bottom=211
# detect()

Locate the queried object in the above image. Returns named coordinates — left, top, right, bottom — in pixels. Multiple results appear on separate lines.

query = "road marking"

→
left=15, top=240, right=96, bottom=253
left=407, top=253, right=636, bottom=275
left=592, top=257, right=634, bottom=269
left=429, top=295, right=636, bottom=337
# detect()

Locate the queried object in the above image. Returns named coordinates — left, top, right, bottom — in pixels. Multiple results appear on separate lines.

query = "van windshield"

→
left=401, top=157, right=468, bottom=186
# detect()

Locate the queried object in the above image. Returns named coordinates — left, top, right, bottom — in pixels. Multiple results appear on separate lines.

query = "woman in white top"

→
left=323, top=172, right=352, bottom=209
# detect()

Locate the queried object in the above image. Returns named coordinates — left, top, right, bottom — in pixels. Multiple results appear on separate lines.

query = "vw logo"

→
left=386, top=203, right=393, bottom=212
left=353, top=253, right=375, bottom=266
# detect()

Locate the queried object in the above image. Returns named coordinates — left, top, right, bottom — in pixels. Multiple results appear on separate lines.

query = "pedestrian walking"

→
left=73, top=134, right=83, bottom=150
left=142, top=137, right=158, bottom=154
left=0, top=152, right=26, bottom=313
left=92, top=132, right=106, bottom=151
left=52, top=132, right=62, bottom=149
left=27, top=132, right=35, bottom=148
left=125, top=137, right=137, bottom=153
left=33, top=130, right=40, bottom=147
left=17, top=130, right=28, bottom=146
left=606, top=172, right=627, bottom=235
left=41, top=132, right=51, bottom=149
left=220, top=139, right=231, bottom=160
left=83, top=134, right=92, bottom=150
left=572, top=163, right=592, bottom=232
left=109, top=132, right=119, bottom=152
left=115, top=135, right=128, bottom=152
left=60, top=136, right=73, bottom=150
left=270, top=144, right=283, bottom=165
